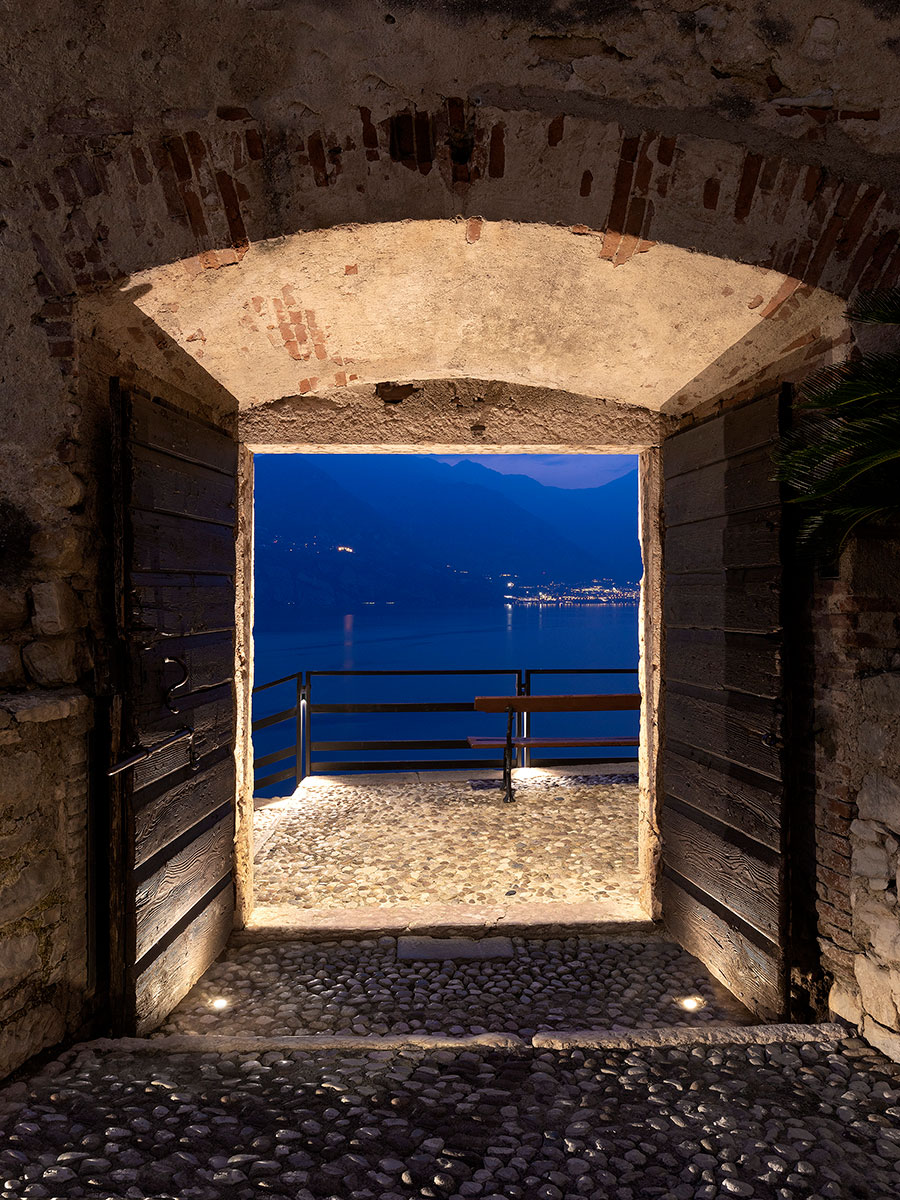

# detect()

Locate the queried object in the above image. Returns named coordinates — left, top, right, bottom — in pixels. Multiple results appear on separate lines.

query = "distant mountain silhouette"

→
left=254, top=455, right=640, bottom=628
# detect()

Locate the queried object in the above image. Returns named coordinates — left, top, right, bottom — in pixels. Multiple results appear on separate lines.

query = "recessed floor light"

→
left=678, top=996, right=704, bottom=1011
left=211, top=997, right=229, bottom=1010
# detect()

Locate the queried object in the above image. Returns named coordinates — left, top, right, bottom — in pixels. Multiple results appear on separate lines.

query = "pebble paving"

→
left=4, top=1036, right=900, bottom=1199
left=159, top=937, right=752, bottom=1039
left=254, top=776, right=639, bottom=911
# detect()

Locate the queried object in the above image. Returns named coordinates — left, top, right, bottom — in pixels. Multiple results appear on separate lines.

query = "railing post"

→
left=301, top=676, right=309, bottom=787
left=304, top=672, right=312, bottom=779
left=520, top=669, right=529, bottom=770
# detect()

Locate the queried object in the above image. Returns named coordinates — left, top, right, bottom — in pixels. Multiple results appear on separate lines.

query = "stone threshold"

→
left=83, top=1022, right=848, bottom=1056
left=236, top=899, right=658, bottom=943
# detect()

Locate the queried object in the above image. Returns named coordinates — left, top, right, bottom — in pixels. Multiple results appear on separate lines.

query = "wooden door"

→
left=661, top=391, right=788, bottom=1019
left=110, top=384, right=237, bottom=1034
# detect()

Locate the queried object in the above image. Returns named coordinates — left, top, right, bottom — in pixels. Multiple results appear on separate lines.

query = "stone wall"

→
left=815, top=529, right=900, bottom=1058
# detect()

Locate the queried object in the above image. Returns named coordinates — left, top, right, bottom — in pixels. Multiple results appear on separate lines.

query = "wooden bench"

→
left=468, top=693, right=641, bottom=803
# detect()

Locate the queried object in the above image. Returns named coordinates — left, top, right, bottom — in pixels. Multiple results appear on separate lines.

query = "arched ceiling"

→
left=83, top=219, right=847, bottom=417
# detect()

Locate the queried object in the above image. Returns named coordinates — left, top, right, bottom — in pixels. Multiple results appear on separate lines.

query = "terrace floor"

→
left=249, top=768, right=646, bottom=936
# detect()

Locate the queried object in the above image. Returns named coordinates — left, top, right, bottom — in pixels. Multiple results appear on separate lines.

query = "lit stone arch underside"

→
left=83, top=219, right=848, bottom=420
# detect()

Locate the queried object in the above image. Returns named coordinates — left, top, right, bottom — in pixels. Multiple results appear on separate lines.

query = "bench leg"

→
left=503, top=708, right=515, bottom=803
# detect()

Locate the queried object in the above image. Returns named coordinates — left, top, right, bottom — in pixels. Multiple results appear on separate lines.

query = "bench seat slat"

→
left=474, top=693, right=640, bottom=713
left=467, top=736, right=639, bottom=748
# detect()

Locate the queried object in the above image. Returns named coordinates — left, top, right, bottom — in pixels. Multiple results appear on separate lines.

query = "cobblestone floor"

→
left=4, top=1035, right=900, bottom=1200
left=253, top=774, right=639, bottom=912
left=159, top=937, right=752, bottom=1039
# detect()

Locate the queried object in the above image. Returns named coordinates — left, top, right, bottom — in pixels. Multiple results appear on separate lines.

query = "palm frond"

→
left=847, top=287, right=900, bottom=325
left=773, top=291, right=900, bottom=558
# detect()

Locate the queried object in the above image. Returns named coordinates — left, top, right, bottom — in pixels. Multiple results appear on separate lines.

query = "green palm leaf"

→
left=773, top=289, right=900, bottom=557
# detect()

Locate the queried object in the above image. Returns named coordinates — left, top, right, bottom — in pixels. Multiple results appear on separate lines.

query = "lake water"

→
left=252, top=604, right=639, bottom=791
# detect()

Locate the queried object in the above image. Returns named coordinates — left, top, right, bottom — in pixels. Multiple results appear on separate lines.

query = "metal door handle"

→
left=164, top=656, right=189, bottom=714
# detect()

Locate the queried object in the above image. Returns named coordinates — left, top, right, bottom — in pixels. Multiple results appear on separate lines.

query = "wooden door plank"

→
left=131, top=510, right=235, bottom=575
left=661, top=804, right=780, bottom=941
left=665, top=447, right=780, bottom=529
left=666, top=686, right=781, bottom=778
left=130, top=576, right=235, bottom=638
left=664, top=392, right=778, bottom=480
left=666, top=628, right=781, bottom=700
left=130, top=393, right=237, bottom=474
left=666, top=506, right=780, bottom=574
left=134, top=882, right=233, bottom=1035
left=665, top=749, right=781, bottom=851
left=137, top=631, right=235, bottom=697
left=131, top=445, right=236, bottom=525
left=134, top=812, right=234, bottom=963
left=134, top=753, right=236, bottom=870
left=664, top=567, right=781, bottom=632
left=662, top=872, right=784, bottom=1018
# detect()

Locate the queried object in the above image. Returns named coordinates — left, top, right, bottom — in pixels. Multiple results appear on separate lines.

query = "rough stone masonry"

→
left=3, top=0, right=900, bottom=1077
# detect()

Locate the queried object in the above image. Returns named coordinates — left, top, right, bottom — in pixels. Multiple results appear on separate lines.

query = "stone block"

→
left=860, top=671, right=900, bottom=714
left=857, top=771, right=900, bottom=832
left=1, top=687, right=88, bottom=724
left=0, top=750, right=41, bottom=806
left=29, top=581, right=84, bottom=635
left=0, top=589, right=29, bottom=632
left=29, top=527, right=84, bottom=573
left=828, top=980, right=862, bottom=1027
left=397, top=935, right=515, bottom=961
left=22, top=639, right=77, bottom=685
left=0, top=1002, right=66, bottom=1081
left=863, top=1015, right=900, bottom=1064
left=0, top=853, right=61, bottom=924
left=854, top=895, right=900, bottom=962
left=0, top=645, right=25, bottom=688
left=855, top=954, right=899, bottom=1029
left=0, top=933, right=39, bottom=995
left=852, top=840, right=892, bottom=889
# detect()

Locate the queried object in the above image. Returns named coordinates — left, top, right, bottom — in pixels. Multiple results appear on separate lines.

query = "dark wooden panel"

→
left=664, top=393, right=779, bottom=480
left=667, top=628, right=781, bottom=700
left=666, top=505, right=780, bottom=574
left=130, top=393, right=236, bottom=474
left=135, top=882, right=233, bottom=1035
left=664, top=566, right=780, bottom=632
left=662, top=872, right=783, bottom=1019
left=666, top=749, right=781, bottom=851
left=134, top=752, right=235, bottom=869
left=134, top=812, right=233, bottom=962
left=133, top=679, right=233, bottom=745
left=665, top=447, right=779, bottom=529
left=662, top=802, right=780, bottom=940
left=131, top=510, right=235, bottom=575
left=131, top=445, right=235, bottom=525
left=137, top=631, right=234, bottom=697
left=666, top=685, right=781, bottom=778
left=131, top=575, right=234, bottom=638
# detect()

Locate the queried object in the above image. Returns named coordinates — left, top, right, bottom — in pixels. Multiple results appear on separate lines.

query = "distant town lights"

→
left=335, top=545, right=354, bottom=553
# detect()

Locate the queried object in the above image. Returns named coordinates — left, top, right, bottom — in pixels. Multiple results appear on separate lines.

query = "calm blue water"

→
left=253, top=604, right=639, bottom=792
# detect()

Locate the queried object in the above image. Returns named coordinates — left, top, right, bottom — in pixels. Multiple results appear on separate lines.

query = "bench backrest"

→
left=474, top=693, right=641, bottom=714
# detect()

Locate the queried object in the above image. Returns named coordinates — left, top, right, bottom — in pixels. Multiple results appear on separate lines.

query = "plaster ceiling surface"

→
left=85, top=220, right=848, bottom=414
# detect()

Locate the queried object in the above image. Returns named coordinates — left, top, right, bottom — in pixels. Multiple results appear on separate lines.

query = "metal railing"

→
left=251, top=666, right=640, bottom=795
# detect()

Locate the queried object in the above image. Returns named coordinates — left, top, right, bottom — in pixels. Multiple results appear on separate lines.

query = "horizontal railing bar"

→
left=255, top=765, right=298, bottom=790
left=307, top=669, right=521, bottom=677
left=311, top=739, right=472, bottom=752
left=312, top=701, right=476, bottom=714
left=252, top=706, right=298, bottom=731
left=527, top=756, right=637, bottom=767
left=253, top=670, right=303, bottom=694
left=311, top=758, right=503, bottom=774
left=526, top=667, right=639, bottom=675
left=255, top=745, right=297, bottom=770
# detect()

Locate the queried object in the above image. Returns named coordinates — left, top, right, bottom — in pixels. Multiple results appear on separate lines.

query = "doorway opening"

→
left=247, top=451, right=650, bottom=934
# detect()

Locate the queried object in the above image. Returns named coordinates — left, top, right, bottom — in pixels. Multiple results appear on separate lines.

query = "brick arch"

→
left=28, top=102, right=899, bottom=416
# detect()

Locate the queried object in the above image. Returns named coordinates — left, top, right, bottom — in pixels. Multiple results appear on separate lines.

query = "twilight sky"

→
left=434, top=454, right=636, bottom=489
